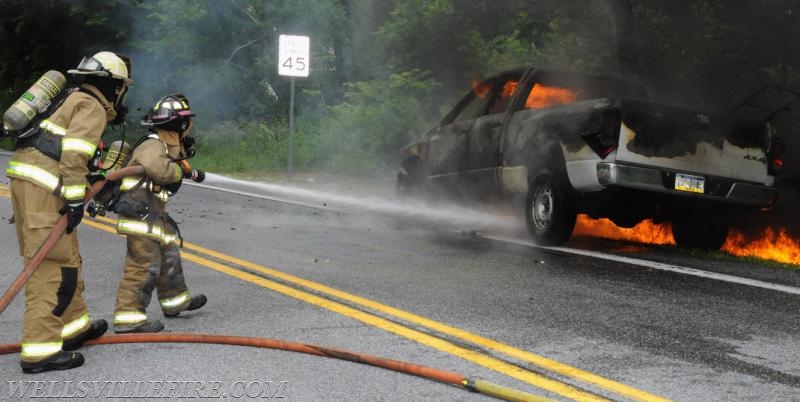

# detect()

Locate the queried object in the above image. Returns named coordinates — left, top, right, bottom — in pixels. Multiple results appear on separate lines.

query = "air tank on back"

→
left=3, top=70, right=66, bottom=132
left=100, top=140, right=132, bottom=172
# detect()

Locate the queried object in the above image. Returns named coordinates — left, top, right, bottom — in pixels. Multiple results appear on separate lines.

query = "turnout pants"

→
left=10, top=179, right=91, bottom=363
left=113, top=233, right=190, bottom=331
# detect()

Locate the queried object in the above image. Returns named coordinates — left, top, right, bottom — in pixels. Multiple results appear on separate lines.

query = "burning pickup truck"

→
left=398, top=67, right=784, bottom=249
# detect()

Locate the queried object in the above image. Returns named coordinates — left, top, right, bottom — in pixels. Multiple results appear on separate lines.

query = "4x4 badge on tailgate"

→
left=743, top=154, right=766, bottom=163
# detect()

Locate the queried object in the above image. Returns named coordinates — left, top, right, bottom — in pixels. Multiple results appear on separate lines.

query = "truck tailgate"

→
left=614, top=101, right=773, bottom=185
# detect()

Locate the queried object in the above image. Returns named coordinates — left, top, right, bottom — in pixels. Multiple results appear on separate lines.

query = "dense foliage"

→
left=1, top=0, right=798, bottom=177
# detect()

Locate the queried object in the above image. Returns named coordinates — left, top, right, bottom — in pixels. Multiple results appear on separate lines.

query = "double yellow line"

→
left=0, top=185, right=668, bottom=401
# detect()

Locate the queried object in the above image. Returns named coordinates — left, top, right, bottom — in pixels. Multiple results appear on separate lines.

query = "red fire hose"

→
left=0, top=333, right=552, bottom=402
left=0, top=165, right=145, bottom=314
left=0, top=165, right=553, bottom=402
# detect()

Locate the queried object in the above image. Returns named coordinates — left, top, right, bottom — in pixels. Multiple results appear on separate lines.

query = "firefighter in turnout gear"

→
left=6, top=51, right=132, bottom=373
left=112, top=93, right=207, bottom=334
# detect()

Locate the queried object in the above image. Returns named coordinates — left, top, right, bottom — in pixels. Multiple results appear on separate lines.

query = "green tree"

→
left=0, top=0, right=132, bottom=106
left=317, top=69, right=440, bottom=174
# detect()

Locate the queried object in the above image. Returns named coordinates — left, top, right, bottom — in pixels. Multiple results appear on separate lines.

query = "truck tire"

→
left=671, top=218, right=729, bottom=250
left=525, top=172, right=577, bottom=246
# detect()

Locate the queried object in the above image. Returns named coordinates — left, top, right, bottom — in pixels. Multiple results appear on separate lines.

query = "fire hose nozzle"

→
left=180, top=160, right=204, bottom=182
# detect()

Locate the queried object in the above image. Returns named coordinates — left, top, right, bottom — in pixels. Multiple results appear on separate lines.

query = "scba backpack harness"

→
left=89, top=134, right=185, bottom=246
left=10, top=86, right=111, bottom=196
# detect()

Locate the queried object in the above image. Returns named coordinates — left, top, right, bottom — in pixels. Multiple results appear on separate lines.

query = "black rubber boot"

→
left=164, top=294, right=207, bottom=317
left=21, top=351, right=84, bottom=374
left=63, top=319, right=108, bottom=351
left=115, top=320, right=164, bottom=334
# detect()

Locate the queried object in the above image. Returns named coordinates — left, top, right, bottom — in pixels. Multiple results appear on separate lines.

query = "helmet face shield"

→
left=75, top=56, right=108, bottom=74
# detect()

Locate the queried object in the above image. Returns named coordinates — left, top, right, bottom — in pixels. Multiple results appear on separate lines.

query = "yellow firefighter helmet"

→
left=68, top=51, right=133, bottom=85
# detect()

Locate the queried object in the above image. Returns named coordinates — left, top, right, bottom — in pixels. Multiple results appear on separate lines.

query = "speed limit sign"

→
left=278, top=35, right=310, bottom=77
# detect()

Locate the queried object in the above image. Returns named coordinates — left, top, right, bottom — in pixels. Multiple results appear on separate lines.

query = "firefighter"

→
left=6, top=51, right=132, bottom=373
left=111, top=93, right=206, bottom=334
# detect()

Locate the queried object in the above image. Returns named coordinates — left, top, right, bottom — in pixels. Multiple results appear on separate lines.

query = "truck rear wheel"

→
left=671, top=218, right=729, bottom=250
left=525, top=172, right=577, bottom=246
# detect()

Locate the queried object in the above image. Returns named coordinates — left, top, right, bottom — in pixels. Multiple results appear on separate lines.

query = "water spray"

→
left=195, top=173, right=522, bottom=234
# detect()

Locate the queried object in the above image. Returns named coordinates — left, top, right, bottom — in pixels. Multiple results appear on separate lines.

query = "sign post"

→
left=278, top=35, right=310, bottom=181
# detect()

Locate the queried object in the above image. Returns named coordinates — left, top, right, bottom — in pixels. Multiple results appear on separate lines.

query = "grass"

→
left=583, top=235, right=800, bottom=271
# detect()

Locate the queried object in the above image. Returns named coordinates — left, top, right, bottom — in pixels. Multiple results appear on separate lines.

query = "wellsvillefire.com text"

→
left=6, top=380, right=288, bottom=399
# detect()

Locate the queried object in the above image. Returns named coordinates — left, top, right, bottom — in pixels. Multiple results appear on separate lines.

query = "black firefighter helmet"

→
left=141, top=93, right=195, bottom=133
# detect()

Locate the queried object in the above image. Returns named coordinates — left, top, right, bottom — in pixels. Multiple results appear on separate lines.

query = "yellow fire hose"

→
left=0, top=165, right=554, bottom=402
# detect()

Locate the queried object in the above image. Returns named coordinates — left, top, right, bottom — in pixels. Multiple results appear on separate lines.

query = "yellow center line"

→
left=181, top=249, right=607, bottom=402
left=183, top=232, right=667, bottom=401
left=93, top=216, right=664, bottom=402
left=0, top=184, right=668, bottom=401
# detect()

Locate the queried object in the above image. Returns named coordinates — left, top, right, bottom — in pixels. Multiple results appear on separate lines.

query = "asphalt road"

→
left=1, top=152, right=799, bottom=401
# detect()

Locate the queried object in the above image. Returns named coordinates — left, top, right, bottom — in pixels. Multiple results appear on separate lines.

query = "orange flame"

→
left=470, top=79, right=520, bottom=100
left=722, top=227, right=800, bottom=265
left=574, top=215, right=800, bottom=265
left=573, top=215, right=674, bottom=245
left=501, top=80, right=518, bottom=98
left=525, top=84, right=578, bottom=109
left=470, top=79, right=491, bottom=99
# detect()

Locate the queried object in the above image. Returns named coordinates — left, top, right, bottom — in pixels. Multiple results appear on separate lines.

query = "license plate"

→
left=674, top=173, right=705, bottom=193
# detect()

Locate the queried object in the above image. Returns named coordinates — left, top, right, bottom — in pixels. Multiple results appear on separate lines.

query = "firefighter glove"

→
left=59, top=202, right=85, bottom=234
left=164, top=180, right=182, bottom=195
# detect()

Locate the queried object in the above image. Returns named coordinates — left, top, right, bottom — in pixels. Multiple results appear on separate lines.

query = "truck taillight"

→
left=582, top=110, right=620, bottom=159
left=769, top=136, right=785, bottom=175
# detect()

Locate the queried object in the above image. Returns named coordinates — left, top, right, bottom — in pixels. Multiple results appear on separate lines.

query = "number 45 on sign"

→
left=278, top=35, right=310, bottom=77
